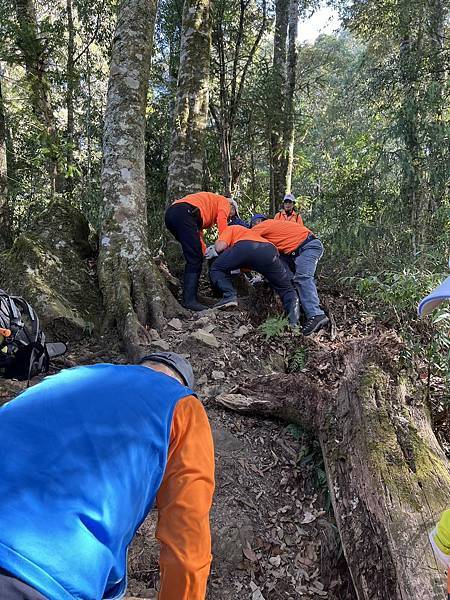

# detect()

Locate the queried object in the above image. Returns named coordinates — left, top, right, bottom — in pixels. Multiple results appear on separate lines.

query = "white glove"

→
left=205, top=245, right=218, bottom=260
left=249, top=273, right=264, bottom=285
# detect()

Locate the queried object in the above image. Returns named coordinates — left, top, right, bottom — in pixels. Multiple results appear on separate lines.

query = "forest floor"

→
left=1, top=282, right=448, bottom=600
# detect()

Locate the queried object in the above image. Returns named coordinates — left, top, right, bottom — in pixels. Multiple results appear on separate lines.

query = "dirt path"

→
left=2, top=286, right=447, bottom=600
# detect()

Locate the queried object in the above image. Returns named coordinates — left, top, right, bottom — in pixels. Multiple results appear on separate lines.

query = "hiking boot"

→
left=213, top=295, right=238, bottom=309
left=183, top=272, right=208, bottom=311
left=302, top=314, right=329, bottom=336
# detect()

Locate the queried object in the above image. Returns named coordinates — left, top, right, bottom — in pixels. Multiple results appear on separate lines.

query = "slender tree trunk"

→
left=15, top=0, right=60, bottom=194
left=99, top=0, right=185, bottom=360
left=426, top=0, right=446, bottom=214
left=217, top=335, right=450, bottom=599
left=282, top=0, right=299, bottom=195
left=270, top=0, right=289, bottom=208
left=66, top=0, right=75, bottom=197
left=0, top=76, right=11, bottom=250
left=166, top=0, right=211, bottom=203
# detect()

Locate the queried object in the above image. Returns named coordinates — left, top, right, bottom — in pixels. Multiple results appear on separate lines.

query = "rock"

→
left=197, top=374, right=208, bottom=385
left=191, top=329, right=220, bottom=348
left=167, top=318, right=182, bottom=331
left=147, top=328, right=160, bottom=340
left=212, top=370, right=225, bottom=380
left=234, top=325, right=249, bottom=338
left=202, top=323, right=216, bottom=334
left=152, top=339, right=170, bottom=351
left=0, top=199, right=101, bottom=341
left=212, top=426, right=245, bottom=453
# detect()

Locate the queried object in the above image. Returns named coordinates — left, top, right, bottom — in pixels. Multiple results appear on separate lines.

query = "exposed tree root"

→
left=216, top=334, right=450, bottom=600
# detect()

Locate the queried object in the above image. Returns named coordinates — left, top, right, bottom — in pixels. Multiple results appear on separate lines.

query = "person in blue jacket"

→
left=0, top=352, right=215, bottom=600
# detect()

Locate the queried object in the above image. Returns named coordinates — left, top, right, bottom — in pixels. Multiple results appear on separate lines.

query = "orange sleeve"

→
left=274, top=212, right=281, bottom=220
left=156, top=395, right=215, bottom=600
left=217, top=227, right=233, bottom=247
left=199, top=231, right=207, bottom=255
left=216, top=198, right=230, bottom=233
left=296, top=214, right=304, bottom=226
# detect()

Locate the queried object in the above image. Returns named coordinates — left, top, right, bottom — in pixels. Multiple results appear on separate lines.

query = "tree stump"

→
left=216, top=334, right=450, bottom=599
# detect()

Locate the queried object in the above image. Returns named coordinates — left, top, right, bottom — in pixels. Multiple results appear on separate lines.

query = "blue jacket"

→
left=0, top=364, right=193, bottom=599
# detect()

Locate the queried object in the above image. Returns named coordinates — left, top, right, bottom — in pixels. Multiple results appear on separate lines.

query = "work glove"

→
left=205, top=245, right=218, bottom=260
left=249, top=273, right=264, bottom=285
left=429, top=509, right=450, bottom=571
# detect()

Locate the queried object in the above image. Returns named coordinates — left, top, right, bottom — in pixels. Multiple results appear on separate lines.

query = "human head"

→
left=250, top=214, right=268, bottom=227
left=228, top=198, right=239, bottom=218
left=139, top=351, right=195, bottom=388
left=283, top=193, right=295, bottom=214
left=418, top=259, right=450, bottom=316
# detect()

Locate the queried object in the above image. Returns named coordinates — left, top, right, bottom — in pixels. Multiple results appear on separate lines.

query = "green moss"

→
left=358, top=365, right=450, bottom=512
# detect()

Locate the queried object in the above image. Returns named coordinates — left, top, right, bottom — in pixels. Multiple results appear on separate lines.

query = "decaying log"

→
left=216, top=335, right=450, bottom=600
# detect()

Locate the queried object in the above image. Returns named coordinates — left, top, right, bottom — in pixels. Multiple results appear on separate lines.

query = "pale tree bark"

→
left=99, top=0, right=185, bottom=361
left=270, top=0, right=299, bottom=210
left=0, top=75, right=11, bottom=250
left=15, top=0, right=61, bottom=193
left=166, top=0, right=211, bottom=204
left=217, top=335, right=450, bottom=600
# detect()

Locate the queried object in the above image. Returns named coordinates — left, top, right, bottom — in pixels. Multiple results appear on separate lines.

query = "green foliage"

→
left=259, top=315, right=289, bottom=340
left=288, top=347, right=308, bottom=373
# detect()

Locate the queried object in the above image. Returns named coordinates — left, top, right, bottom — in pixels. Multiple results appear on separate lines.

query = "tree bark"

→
left=216, top=335, right=450, bottom=599
left=15, top=0, right=60, bottom=194
left=66, top=0, right=76, bottom=197
left=166, top=0, right=211, bottom=204
left=282, top=0, right=299, bottom=195
left=270, top=0, right=289, bottom=209
left=98, top=0, right=185, bottom=361
left=0, top=75, right=11, bottom=250
left=270, top=0, right=299, bottom=207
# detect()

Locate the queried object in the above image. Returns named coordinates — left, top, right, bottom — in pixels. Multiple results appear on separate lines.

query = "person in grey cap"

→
left=0, top=352, right=215, bottom=600
left=274, top=193, right=303, bottom=223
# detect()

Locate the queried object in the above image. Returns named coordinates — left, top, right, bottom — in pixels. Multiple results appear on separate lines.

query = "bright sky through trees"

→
left=298, top=3, right=341, bottom=43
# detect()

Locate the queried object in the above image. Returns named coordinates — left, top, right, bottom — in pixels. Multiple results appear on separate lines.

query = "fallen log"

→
left=216, top=334, right=450, bottom=600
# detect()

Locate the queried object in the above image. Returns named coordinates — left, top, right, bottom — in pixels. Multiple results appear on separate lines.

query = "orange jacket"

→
left=174, top=192, right=230, bottom=233
left=156, top=395, right=215, bottom=600
left=252, top=219, right=311, bottom=254
left=217, top=225, right=274, bottom=248
left=274, top=210, right=303, bottom=225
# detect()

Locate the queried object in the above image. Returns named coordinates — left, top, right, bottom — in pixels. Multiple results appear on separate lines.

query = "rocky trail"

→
left=1, top=281, right=448, bottom=600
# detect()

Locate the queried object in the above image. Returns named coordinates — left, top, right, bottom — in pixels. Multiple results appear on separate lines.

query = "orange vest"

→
left=173, top=192, right=230, bottom=233
left=252, top=219, right=311, bottom=254
left=218, top=225, right=274, bottom=248
left=274, top=210, right=303, bottom=225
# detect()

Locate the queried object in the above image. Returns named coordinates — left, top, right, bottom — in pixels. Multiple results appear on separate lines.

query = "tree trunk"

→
left=66, top=0, right=75, bottom=197
left=282, top=0, right=299, bottom=195
left=98, top=0, right=185, bottom=361
left=216, top=335, right=450, bottom=599
left=0, top=75, right=11, bottom=250
left=15, top=0, right=60, bottom=194
left=270, top=0, right=289, bottom=208
left=166, top=0, right=211, bottom=204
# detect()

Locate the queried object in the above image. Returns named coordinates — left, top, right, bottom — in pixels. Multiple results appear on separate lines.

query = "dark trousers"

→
left=210, top=241, right=297, bottom=312
left=165, top=202, right=203, bottom=275
left=0, top=567, right=47, bottom=600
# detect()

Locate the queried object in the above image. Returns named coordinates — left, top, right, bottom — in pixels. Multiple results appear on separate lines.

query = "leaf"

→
left=243, top=546, right=258, bottom=562
left=300, top=511, right=317, bottom=524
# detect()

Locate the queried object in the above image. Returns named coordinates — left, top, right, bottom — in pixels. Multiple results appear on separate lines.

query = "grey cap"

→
left=283, top=193, right=295, bottom=203
left=139, top=352, right=195, bottom=389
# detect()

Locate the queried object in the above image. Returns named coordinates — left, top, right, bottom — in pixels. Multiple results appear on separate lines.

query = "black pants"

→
left=0, top=567, right=47, bottom=600
left=210, top=241, right=297, bottom=312
left=165, top=202, right=203, bottom=275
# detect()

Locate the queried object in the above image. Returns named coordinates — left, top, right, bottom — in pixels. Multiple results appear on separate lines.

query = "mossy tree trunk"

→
left=98, top=0, right=185, bottom=361
left=166, top=0, right=211, bottom=204
left=216, top=335, right=450, bottom=599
